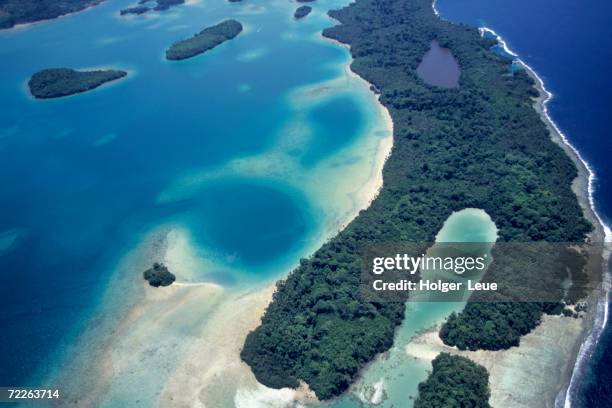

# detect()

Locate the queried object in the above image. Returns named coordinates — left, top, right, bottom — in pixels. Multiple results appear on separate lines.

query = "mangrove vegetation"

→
left=414, top=353, right=491, bottom=408
left=241, top=0, right=591, bottom=400
left=143, top=262, right=176, bottom=287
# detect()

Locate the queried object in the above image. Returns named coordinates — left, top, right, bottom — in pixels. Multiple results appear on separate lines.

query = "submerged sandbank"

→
left=40, top=226, right=225, bottom=407
left=157, top=32, right=395, bottom=408
left=40, top=11, right=395, bottom=408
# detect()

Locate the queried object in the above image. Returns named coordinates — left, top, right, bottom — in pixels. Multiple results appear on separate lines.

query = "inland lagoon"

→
left=416, top=40, right=461, bottom=88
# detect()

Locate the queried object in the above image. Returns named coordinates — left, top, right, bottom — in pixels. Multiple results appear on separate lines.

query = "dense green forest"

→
left=414, top=353, right=491, bottom=408
left=28, top=68, right=127, bottom=99
left=166, top=19, right=243, bottom=61
left=0, top=0, right=102, bottom=29
left=241, top=0, right=591, bottom=400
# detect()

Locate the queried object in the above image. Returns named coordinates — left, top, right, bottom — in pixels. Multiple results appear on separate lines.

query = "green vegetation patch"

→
left=414, top=353, right=491, bottom=408
left=166, top=19, right=243, bottom=61
left=28, top=68, right=127, bottom=99
left=143, top=262, right=176, bottom=287
left=294, top=6, right=312, bottom=19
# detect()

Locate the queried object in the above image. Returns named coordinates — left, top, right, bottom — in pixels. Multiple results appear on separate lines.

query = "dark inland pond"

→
left=417, top=40, right=461, bottom=88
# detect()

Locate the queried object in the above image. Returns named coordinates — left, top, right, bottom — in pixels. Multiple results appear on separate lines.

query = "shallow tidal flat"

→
left=318, top=209, right=498, bottom=408
left=406, top=315, right=587, bottom=407
left=0, top=0, right=393, bottom=405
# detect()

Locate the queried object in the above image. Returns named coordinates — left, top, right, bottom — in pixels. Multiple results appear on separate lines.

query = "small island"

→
left=120, top=0, right=184, bottom=16
left=294, top=6, right=312, bottom=19
left=296, top=0, right=315, bottom=3
left=414, top=353, right=491, bottom=408
left=28, top=68, right=127, bottom=99
left=143, top=262, right=176, bottom=287
left=241, top=0, right=593, bottom=401
left=166, top=19, right=243, bottom=61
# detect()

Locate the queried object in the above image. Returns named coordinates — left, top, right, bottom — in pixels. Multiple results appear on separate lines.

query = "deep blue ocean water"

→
left=437, top=1, right=612, bottom=406
left=0, top=0, right=387, bottom=388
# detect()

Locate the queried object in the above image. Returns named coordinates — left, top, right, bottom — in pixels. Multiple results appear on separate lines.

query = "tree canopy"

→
left=241, top=0, right=591, bottom=400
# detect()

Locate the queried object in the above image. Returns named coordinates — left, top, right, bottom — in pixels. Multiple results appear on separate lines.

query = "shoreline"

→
left=157, top=26, right=396, bottom=408
left=22, top=65, right=135, bottom=102
left=0, top=1, right=105, bottom=33
left=522, top=43, right=611, bottom=408
left=319, top=31, right=395, bottom=231
left=428, top=3, right=609, bottom=403
left=431, top=2, right=610, bottom=406
left=476, top=26, right=611, bottom=408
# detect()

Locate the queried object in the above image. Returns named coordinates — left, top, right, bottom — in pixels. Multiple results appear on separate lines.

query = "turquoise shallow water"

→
left=0, top=0, right=390, bottom=387
left=321, top=208, right=498, bottom=408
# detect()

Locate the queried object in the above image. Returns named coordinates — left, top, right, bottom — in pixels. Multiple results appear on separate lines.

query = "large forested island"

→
left=166, top=19, right=243, bottom=61
left=241, top=0, right=592, bottom=401
left=28, top=68, right=127, bottom=99
left=0, top=0, right=102, bottom=29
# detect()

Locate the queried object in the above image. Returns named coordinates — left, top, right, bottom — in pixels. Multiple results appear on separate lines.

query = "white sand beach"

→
left=406, top=314, right=586, bottom=408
